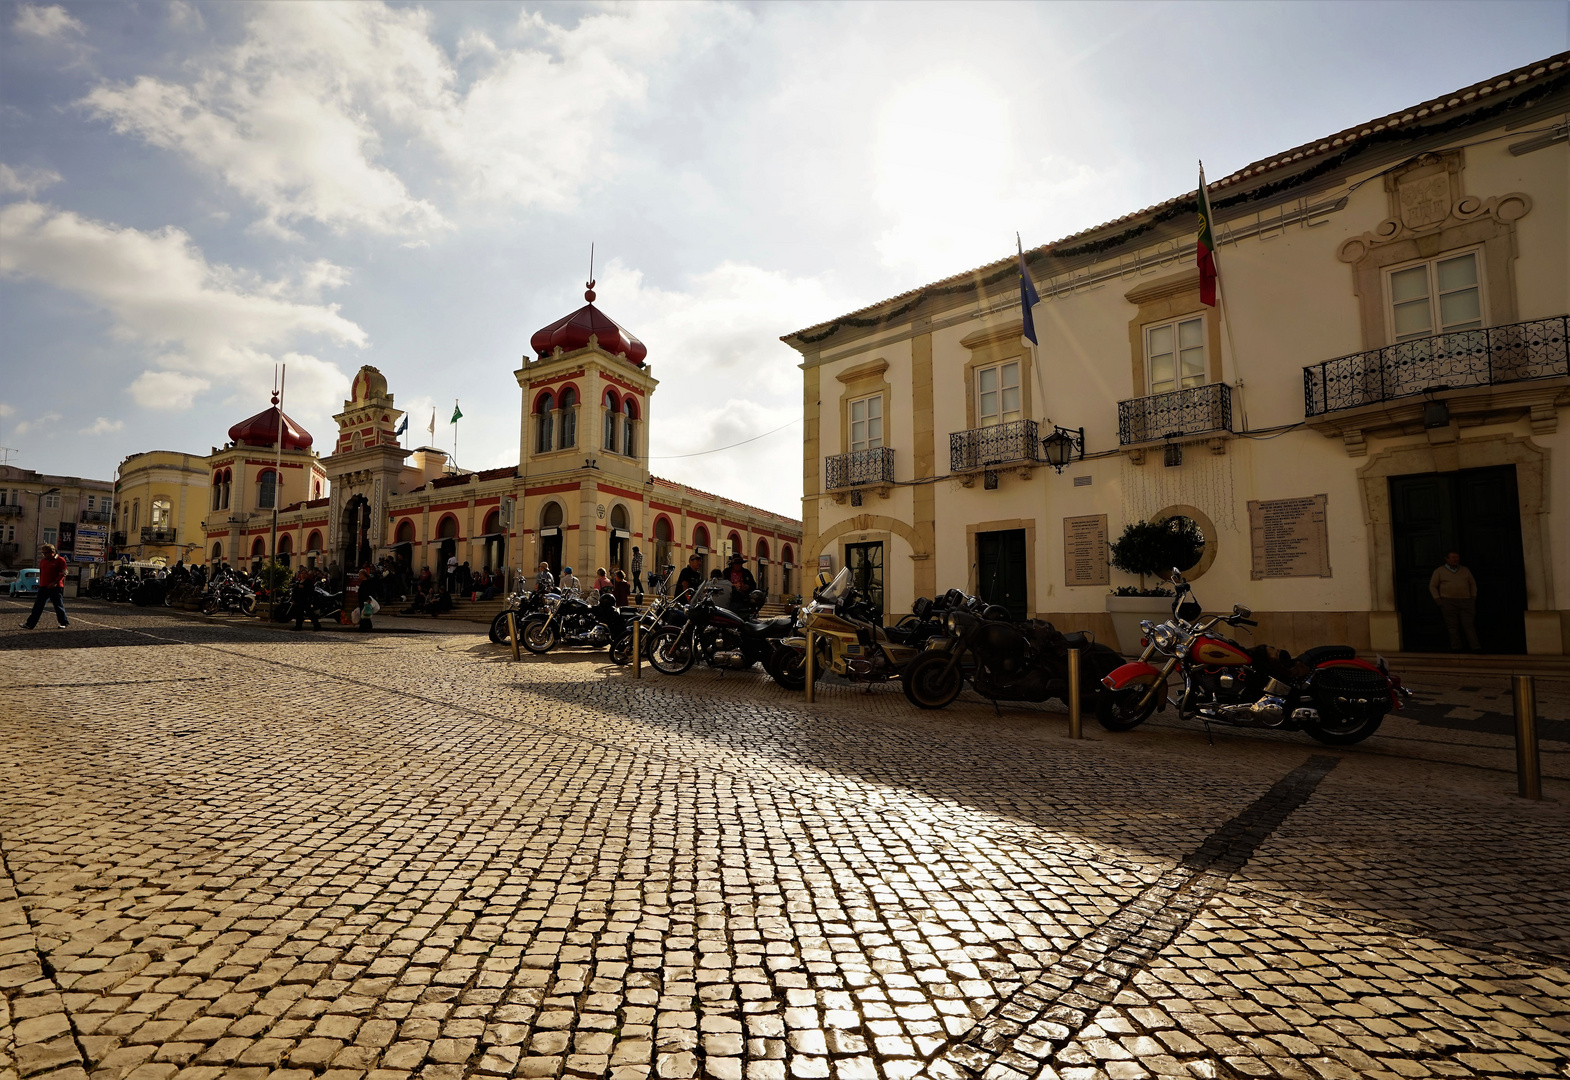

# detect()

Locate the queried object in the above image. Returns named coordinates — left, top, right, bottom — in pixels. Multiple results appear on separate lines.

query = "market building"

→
left=784, top=53, right=1569, bottom=656
left=121, top=287, right=803, bottom=600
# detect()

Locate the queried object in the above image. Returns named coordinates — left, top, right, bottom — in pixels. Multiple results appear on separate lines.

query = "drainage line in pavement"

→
left=0, top=841, right=94, bottom=1076
left=917, top=754, right=1340, bottom=1080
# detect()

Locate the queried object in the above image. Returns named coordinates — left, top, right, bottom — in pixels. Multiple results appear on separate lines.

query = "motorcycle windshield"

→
left=819, top=567, right=852, bottom=603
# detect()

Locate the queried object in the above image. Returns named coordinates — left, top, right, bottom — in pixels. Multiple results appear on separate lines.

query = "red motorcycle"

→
left=1098, top=570, right=1409, bottom=745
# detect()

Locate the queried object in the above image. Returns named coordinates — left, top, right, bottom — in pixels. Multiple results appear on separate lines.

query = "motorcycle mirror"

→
left=1169, top=569, right=1186, bottom=586
left=1232, top=603, right=1252, bottom=618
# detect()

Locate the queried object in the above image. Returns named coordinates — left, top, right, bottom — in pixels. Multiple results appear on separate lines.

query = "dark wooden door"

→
left=976, top=529, right=1028, bottom=621
left=845, top=542, right=884, bottom=620
left=1389, top=465, right=1526, bottom=653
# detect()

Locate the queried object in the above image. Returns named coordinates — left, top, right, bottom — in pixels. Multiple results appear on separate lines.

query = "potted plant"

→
left=1104, top=517, right=1205, bottom=654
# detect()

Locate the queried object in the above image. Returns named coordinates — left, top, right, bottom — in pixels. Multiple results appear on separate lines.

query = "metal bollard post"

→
left=804, top=631, right=816, bottom=704
left=1067, top=645, right=1083, bottom=739
left=507, top=611, right=521, bottom=663
left=633, top=618, right=641, bottom=680
left=1513, top=674, right=1542, bottom=800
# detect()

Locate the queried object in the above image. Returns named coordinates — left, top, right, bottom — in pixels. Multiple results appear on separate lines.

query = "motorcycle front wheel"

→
left=609, top=630, right=635, bottom=666
left=648, top=626, right=696, bottom=675
left=765, top=644, right=821, bottom=691
left=521, top=618, right=556, bottom=654
left=902, top=652, right=963, bottom=710
left=490, top=611, right=514, bottom=645
left=1096, top=685, right=1159, bottom=731
left=240, top=596, right=257, bottom=616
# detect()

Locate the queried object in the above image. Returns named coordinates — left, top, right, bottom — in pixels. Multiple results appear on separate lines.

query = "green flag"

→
left=450, top=403, right=463, bottom=423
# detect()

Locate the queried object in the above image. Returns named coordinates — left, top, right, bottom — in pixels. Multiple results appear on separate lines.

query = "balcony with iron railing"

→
left=80, top=509, right=112, bottom=523
left=0, top=504, right=23, bottom=518
left=111, top=531, right=127, bottom=547
left=140, top=526, right=179, bottom=544
left=1117, top=382, right=1234, bottom=446
left=950, top=419, right=1043, bottom=472
left=825, top=446, right=895, bottom=491
left=1304, top=316, right=1569, bottom=417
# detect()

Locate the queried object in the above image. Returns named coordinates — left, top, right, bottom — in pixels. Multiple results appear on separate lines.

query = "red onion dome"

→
left=530, top=285, right=647, bottom=365
left=228, top=401, right=314, bottom=450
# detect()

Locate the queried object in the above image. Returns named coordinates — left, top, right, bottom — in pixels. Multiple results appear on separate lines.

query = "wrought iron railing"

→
left=80, top=509, right=112, bottom=523
left=0, top=504, right=23, bottom=518
left=1304, top=316, right=1569, bottom=417
left=825, top=447, right=895, bottom=490
left=950, top=419, right=1042, bottom=472
left=140, top=526, right=178, bottom=544
left=1117, top=382, right=1234, bottom=446
left=0, top=542, right=18, bottom=555
left=111, top=531, right=127, bottom=547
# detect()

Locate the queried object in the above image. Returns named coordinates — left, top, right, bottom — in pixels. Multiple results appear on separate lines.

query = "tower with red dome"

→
left=200, top=395, right=329, bottom=569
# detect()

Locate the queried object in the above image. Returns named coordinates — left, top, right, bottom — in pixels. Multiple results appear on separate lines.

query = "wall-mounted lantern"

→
left=1041, top=426, right=1085, bottom=474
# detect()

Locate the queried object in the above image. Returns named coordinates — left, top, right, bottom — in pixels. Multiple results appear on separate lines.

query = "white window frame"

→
left=43, top=494, right=61, bottom=509
left=1383, top=247, right=1488, bottom=344
left=975, top=360, right=1022, bottom=428
left=42, top=527, right=57, bottom=546
left=1144, top=316, right=1207, bottom=396
left=848, top=393, right=884, bottom=453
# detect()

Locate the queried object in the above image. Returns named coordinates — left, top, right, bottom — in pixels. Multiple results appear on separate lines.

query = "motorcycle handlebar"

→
left=1233, top=617, right=1258, bottom=627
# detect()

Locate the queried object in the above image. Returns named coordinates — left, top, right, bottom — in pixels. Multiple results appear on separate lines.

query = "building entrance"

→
left=976, top=528, right=1028, bottom=621
left=1389, top=465, right=1527, bottom=654
left=844, top=541, right=884, bottom=620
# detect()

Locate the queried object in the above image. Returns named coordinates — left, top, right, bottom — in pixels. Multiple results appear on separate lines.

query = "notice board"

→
left=1062, top=515, right=1109, bottom=586
left=1248, top=495, right=1331, bottom=579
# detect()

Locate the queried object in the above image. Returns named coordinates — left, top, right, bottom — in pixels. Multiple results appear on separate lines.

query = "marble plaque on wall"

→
left=1248, top=495, right=1331, bottom=579
left=1063, top=515, right=1109, bottom=587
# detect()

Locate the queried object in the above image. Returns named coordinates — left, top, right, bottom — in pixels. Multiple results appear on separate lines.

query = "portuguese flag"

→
left=1197, top=163, right=1217, bottom=307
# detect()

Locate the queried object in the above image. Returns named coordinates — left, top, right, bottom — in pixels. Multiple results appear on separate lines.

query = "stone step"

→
left=1381, top=651, right=1570, bottom=679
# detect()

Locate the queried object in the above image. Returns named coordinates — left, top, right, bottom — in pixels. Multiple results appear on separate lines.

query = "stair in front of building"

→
left=1382, top=651, right=1570, bottom=679
left=436, top=597, right=507, bottom=624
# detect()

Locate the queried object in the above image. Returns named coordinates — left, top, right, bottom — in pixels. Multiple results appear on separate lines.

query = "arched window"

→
left=653, top=515, right=674, bottom=572
left=483, top=509, right=501, bottom=535
left=257, top=469, right=277, bottom=510
left=535, top=392, right=555, bottom=454
left=307, top=529, right=323, bottom=552
left=622, top=398, right=638, bottom=458
left=694, top=524, right=709, bottom=552
left=151, top=499, right=170, bottom=528
left=212, top=541, right=223, bottom=563
left=278, top=534, right=293, bottom=566
left=559, top=386, right=578, bottom=449
left=212, top=472, right=224, bottom=510
left=394, top=519, right=415, bottom=544
left=728, top=532, right=742, bottom=560
left=132, top=500, right=140, bottom=532
left=437, top=514, right=460, bottom=540
left=602, top=389, right=619, bottom=452
left=222, top=468, right=232, bottom=510
left=251, top=537, right=266, bottom=560
left=757, top=538, right=769, bottom=561
left=782, top=544, right=794, bottom=597
left=313, top=480, right=322, bottom=499
left=609, top=505, right=630, bottom=571
left=756, top=539, right=770, bottom=595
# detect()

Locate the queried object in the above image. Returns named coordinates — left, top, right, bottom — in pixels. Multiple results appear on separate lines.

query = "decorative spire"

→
left=586, top=241, right=596, bottom=302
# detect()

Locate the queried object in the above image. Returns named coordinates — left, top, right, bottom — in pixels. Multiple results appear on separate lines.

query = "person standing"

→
left=675, top=554, right=704, bottom=601
left=291, top=566, right=323, bottom=631
left=20, top=543, right=69, bottom=629
left=1429, top=550, right=1481, bottom=653
left=629, top=546, right=644, bottom=604
left=534, top=561, right=556, bottom=594
left=446, top=552, right=459, bottom=593
left=612, top=570, right=631, bottom=607
left=559, top=566, right=581, bottom=596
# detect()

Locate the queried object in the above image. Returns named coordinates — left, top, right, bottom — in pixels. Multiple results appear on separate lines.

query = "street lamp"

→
left=1041, top=427, right=1084, bottom=474
left=27, top=487, right=60, bottom=557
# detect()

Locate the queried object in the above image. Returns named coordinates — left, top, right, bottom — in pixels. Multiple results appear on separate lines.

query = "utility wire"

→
left=646, top=416, right=801, bottom=459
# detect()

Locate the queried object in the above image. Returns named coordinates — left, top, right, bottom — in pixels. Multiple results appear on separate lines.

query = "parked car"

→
left=9, top=568, right=40, bottom=596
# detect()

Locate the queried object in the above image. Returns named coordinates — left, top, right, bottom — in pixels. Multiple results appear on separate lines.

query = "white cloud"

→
left=0, top=201, right=366, bottom=417
left=0, top=163, right=63, bottom=198
left=12, top=411, right=63, bottom=439
left=13, top=4, right=83, bottom=39
left=81, top=417, right=125, bottom=435
left=79, top=2, right=744, bottom=235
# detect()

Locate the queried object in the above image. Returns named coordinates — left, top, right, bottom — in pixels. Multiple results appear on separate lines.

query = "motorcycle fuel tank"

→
left=1189, top=636, right=1251, bottom=666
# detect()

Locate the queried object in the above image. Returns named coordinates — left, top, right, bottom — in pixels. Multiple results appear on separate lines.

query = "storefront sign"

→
left=1062, top=515, right=1109, bottom=586
left=1248, top=495, right=1331, bottom=579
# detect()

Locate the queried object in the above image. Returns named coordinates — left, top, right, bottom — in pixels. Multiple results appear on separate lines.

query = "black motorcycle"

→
left=902, top=590, right=1124, bottom=711
left=521, top=590, right=627, bottom=653
left=607, top=590, right=688, bottom=666
left=490, top=589, right=550, bottom=645
left=648, top=584, right=794, bottom=675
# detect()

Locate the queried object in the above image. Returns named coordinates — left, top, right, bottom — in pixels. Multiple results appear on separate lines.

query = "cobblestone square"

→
left=2, top=601, right=1568, bottom=1080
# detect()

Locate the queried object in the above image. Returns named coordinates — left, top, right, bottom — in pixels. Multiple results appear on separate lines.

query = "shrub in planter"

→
left=1109, top=517, right=1204, bottom=595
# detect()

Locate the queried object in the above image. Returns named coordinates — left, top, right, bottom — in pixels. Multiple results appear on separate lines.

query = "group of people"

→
left=529, top=548, right=760, bottom=616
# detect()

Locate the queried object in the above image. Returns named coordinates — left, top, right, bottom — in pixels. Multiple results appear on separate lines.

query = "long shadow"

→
left=0, top=601, right=400, bottom=654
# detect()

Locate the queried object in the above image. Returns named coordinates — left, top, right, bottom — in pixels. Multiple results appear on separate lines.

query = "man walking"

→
left=1429, top=550, right=1481, bottom=653
left=630, top=546, right=644, bottom=604
left=20, top=543, right=69, bottom=629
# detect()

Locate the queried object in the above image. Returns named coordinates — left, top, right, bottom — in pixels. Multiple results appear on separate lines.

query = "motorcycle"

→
left=902, top=589, right=1124, bottom=710
left=607, top=586, right=686, bottom=666
left=1098, top=569, right=1410, bottom=745
left=521, top=588, right=626, bottom=653
left=489, top=589, right=550, bottom=645
left=765, top=568, right=943, bottom=691
left=202, top=572, right=257, bottom=616
left=647, top=582, right=795, bottom=675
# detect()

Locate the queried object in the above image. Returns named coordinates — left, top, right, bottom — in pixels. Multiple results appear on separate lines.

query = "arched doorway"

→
left=756, top=538, right=770, bottom=595
left=277, top=533, right=293, bottom=568
left=609, top=504, right=630, bottom=573
left=435, top=514, right=459, bottom=580
left=212, top=540, right=223, bottom=565
left=341, top=494, right=371, bottom=571
left=539, top=502, right=564, bottom=574
left=782, top=544, right=794, bottom=598
left=250, top=536, right=266, bottom=573
left=481, top=509, right=505, bottom=573
left=693, top=524, right=711, bottom=575
left=306, top=530, right=323, bottom=569
left=653, top=516, right=674, bottom=575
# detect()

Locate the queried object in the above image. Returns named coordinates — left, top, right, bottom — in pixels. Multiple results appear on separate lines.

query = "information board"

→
left=73, top=524, right=108, bottom=561
left=1248, top=495, right=1331, bottom=579
left=1062, top=515, right=1109, bottom=586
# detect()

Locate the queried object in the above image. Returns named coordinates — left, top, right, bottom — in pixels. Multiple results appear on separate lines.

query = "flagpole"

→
left=1017, top=233, right=1049, bottom=432
left=1200, top=161, right=1248, bottom=430
left=453, top=399, right=459, bottom=469
left=269, top=363, right=286, bottom=622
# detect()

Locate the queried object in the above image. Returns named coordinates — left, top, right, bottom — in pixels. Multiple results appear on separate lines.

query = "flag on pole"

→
left=1197, top=163, right=1218, bottom=307
left=428, top=410, right=436, bottom=440
left=395, top=415, right=408, bottom=436
left=1017, top=235, right=1041, bottom=345
left=450, top=402, right=463, bottom=424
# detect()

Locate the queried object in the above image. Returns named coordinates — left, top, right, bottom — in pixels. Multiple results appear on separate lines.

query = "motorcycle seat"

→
left=747, top=616, right=795, bottom=634
left=1295, top=644, right=1358, bottom=667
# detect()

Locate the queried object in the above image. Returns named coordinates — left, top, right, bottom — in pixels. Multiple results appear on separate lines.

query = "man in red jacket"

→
left=21, top=543, right=70, bottom=629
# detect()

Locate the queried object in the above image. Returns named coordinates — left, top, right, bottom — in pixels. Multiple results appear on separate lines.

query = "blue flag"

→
left=395, top=415, right=408, bottom=435
left=1017, top=239, right=1040, bottom=345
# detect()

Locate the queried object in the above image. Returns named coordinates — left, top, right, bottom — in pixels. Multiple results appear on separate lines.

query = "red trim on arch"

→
left=435, top=512, right=462, bottom=539
left=532, top=388, right=558, bottom=413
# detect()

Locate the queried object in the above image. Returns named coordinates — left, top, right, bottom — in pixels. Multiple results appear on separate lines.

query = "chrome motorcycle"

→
left=1099, top=570, right=1410, bottom=745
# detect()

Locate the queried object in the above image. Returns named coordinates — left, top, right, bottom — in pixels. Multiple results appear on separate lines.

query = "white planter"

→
left=1104, top=595, right=1176, bottom=656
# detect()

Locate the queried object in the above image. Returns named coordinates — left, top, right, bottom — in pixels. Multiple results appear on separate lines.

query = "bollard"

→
left=633, top=617, right=641, bottom=680
left=507, top=611, right=521, bottom=663
left=1067, top=645, right=1083, bottom=739
left=1513, top=674, right=1542, bottom=800
left=804, top=631, right=816, bottom=704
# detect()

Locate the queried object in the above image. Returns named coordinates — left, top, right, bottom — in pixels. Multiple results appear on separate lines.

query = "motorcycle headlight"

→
left=946, top=611, right=957, bottom=633
left=1149, top=623, right=1180, bottom=652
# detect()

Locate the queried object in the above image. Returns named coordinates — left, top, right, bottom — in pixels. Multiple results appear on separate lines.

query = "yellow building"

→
left=0, top=464, right=114, bottom=571
left=112, top=451, right=212, bottom=565
left=785, top=53, right=1569, bottom=655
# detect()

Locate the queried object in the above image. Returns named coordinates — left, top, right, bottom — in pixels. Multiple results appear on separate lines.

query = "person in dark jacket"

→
left=291, top=566, right=323, bottom=630
left=675, top=555, right=704, bottom=601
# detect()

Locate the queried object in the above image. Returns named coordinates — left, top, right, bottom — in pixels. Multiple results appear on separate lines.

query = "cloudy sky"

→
left=1, top=1, right=1564, bottom=517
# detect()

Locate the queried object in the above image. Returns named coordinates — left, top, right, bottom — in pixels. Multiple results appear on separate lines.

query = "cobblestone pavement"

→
left=1, top=600, right=1567, bottom=1080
